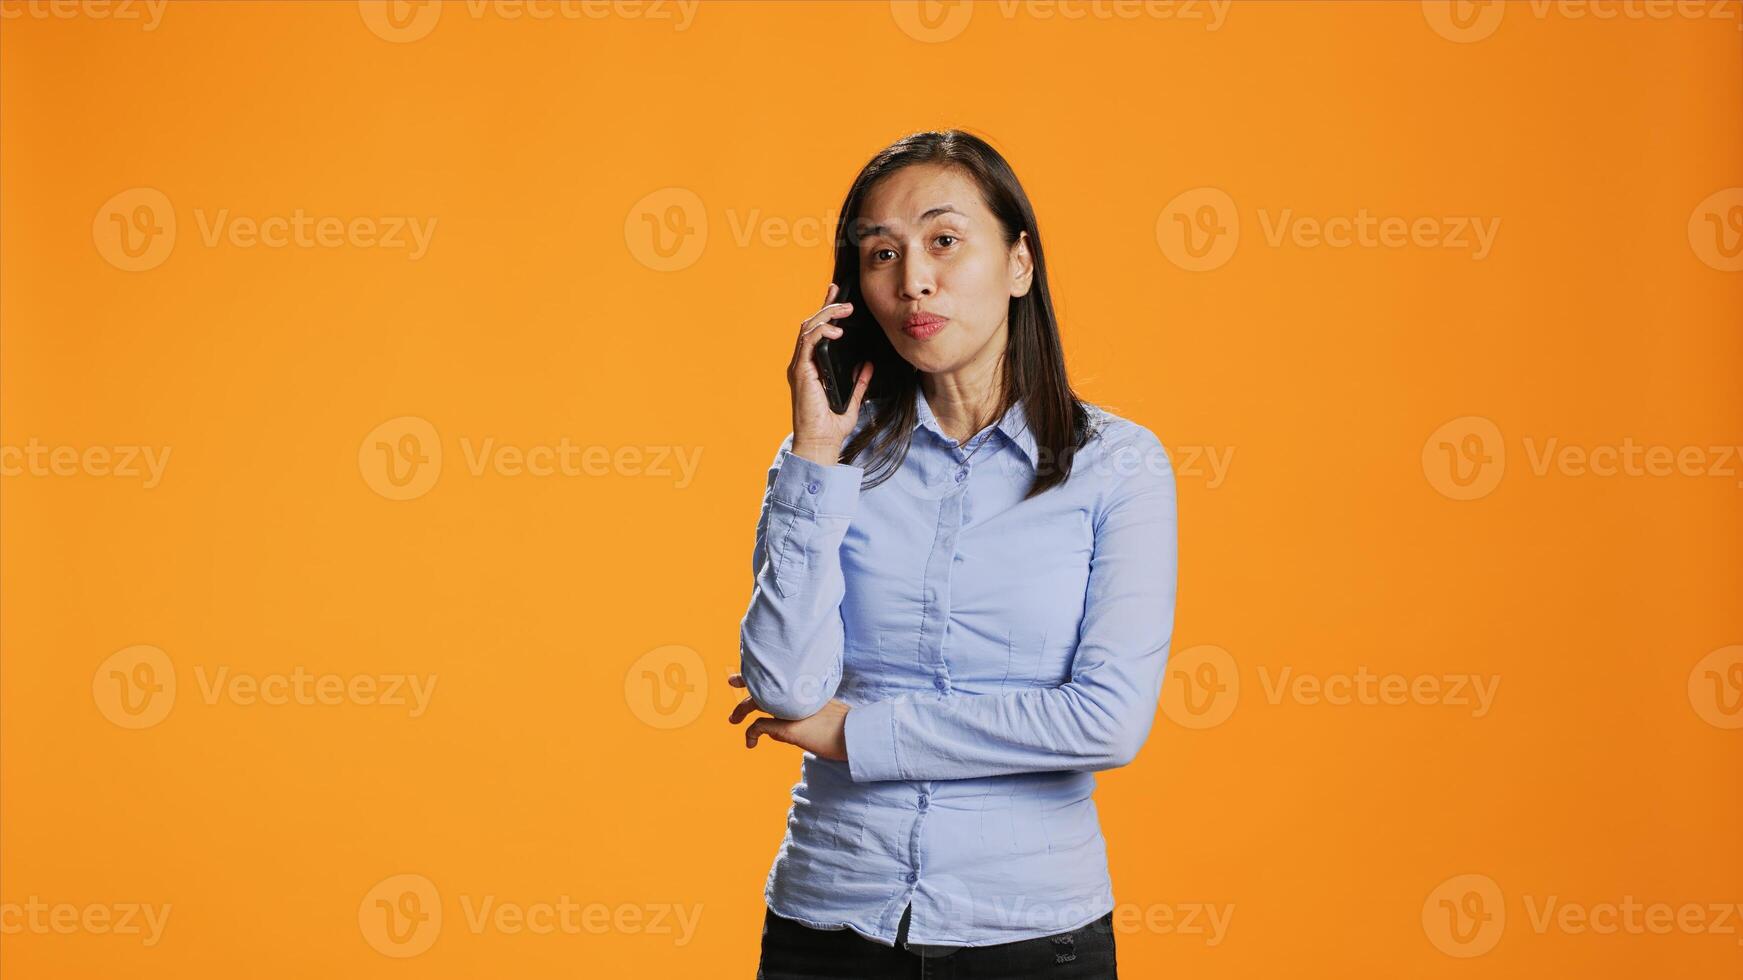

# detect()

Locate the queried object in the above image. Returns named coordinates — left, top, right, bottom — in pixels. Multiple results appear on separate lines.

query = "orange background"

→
left=3, top=0, right=1741, bottom=976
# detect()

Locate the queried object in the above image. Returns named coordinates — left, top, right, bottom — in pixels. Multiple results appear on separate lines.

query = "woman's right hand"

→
left=788, top=281, right=873, bottom=465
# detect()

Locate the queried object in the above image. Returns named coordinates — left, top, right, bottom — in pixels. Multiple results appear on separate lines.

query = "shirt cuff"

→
left=771, top=448, right=864, bottom=518
left=844, top=698, right=903, bottom=782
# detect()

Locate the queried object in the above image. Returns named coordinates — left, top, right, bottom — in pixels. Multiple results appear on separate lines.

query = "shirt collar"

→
left=909, top=385, right=1039, bottom=469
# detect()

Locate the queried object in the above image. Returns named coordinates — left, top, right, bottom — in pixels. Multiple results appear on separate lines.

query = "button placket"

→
left=920, top=487, right=962, bottom=696
left=902, top=778, right=938, bottom=901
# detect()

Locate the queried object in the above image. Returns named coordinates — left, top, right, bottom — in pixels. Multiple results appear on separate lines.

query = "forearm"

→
left=843, top=654, right=1166, bottom=781
left=738, top=445, right=863, bottom=719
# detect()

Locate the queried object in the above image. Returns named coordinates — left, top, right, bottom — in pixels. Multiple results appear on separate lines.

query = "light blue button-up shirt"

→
left=739, top=384, right=1178, bottom=947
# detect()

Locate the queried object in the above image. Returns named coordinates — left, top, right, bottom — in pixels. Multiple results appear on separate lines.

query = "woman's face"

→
left=853, top=163, right=1032, bottom=378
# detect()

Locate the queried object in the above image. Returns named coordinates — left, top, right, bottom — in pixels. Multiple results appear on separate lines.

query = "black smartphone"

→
left=811, top=286, right=867, bottom=415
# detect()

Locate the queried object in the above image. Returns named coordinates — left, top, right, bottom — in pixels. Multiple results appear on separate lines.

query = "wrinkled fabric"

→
left=740, top=386, right=1178, bottom=947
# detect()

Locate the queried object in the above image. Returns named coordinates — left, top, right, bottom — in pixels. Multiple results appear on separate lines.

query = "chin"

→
left=893, top=344, right=956, bottom=373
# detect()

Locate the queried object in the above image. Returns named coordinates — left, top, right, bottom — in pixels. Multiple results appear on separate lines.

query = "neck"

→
left=920, top=368, right=1004, bottom=446
left=919, top=317, right=1011, bottom=444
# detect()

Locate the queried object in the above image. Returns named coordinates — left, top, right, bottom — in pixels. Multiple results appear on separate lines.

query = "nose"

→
left=898, top=257, right=935, bottom=300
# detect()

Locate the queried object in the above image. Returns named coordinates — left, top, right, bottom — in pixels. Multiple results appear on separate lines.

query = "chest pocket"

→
left=947, top=507, right=1094, bottom=693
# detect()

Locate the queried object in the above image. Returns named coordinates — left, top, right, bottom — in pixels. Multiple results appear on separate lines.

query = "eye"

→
left=934, top=235, right=959, bottom=248
left=872, top=248, right=897, bottom=262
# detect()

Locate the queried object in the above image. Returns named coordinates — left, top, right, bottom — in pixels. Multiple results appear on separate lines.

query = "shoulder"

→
left=1074, top=403, right=1174, bottom=531
left=1078, top=402, right=1170, bottom=474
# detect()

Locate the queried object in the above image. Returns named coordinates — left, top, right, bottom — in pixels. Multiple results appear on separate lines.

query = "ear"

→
left=1008, top=229, right=1034, bottom=299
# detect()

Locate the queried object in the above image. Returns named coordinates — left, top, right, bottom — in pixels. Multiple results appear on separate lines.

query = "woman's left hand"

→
left=727, top=673, right=849, bottom=762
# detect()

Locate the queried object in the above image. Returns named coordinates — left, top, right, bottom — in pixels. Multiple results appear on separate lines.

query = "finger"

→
left=727, top=672, right=745, bottom=688
left=792, top=302, right=853, bottom=367
left=728, top=695, right=762, bottom=725
left=745, top=717, right=783, bottom=748
left=794, top=306, right=854, bottom=374
left=844, top=359, right=875, bottom=417
left=800, top=302, right=853, bottom=336
left=824, top=282, right=837, bottom=305
left=746, top=717, right=796, bottom=749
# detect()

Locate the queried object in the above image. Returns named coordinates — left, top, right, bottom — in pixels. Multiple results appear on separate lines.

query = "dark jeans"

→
left=756, top=902, right=1118, bottom=979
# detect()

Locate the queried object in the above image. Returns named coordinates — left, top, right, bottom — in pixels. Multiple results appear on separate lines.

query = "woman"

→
left=729, top=129, right=1178, bottom=979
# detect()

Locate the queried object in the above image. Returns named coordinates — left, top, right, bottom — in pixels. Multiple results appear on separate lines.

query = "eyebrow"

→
left=856, top=205, right=964, bottom=239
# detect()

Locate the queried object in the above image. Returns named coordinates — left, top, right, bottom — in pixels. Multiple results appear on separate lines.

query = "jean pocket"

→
left=1037, top=912, right=1117, bottom=974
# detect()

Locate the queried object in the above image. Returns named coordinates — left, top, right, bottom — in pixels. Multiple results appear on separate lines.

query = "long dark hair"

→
left=831, top=129, right=1093, bottom=500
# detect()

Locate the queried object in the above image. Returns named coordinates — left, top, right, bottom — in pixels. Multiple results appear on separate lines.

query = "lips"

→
left=903, top=314, right=948, bottom=339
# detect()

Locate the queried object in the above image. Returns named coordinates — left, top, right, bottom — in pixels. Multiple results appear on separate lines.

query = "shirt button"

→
left=806, top=480, right=820, bottom=494
left=934, top=678, right=949, bottom=693
left=904, top=871, right=918, bottom=884
left=917, top=795, right=930, bottom=810
left=954, top=469, right=967, bottom=483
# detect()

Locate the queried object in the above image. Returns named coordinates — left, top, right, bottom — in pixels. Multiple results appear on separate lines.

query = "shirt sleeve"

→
left=843, top=426, right=1178, bottom=781
left=738, top=433, right=866, bottom=720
